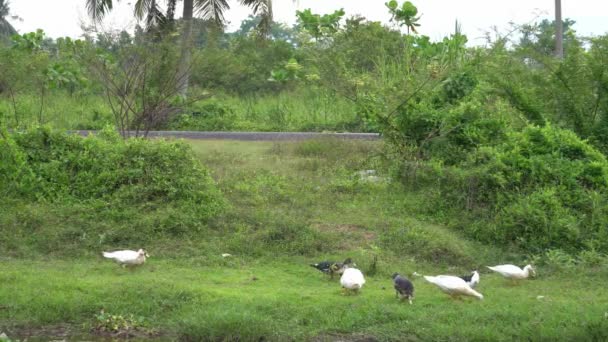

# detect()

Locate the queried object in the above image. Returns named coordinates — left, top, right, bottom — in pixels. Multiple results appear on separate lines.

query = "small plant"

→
left=94, top=310, right=145, bottom=335
left=92, top=309, right=159, bottom=338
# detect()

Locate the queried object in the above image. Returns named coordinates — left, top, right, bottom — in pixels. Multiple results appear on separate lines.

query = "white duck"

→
left=424, top=275, right=484, bottom=300
left=340, top=267, right=366, bottom=294
left=103, top=249, right=149, bottom=267
left=487, top=264, right=535, bottom=280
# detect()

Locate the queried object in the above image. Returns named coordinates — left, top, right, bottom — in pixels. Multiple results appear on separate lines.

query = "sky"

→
left=6, top=0, right=608, bottom=45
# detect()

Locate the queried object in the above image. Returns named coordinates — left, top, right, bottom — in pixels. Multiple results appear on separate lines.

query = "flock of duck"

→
left=101, top=249, right=535, bottom=303
left=311, top=257, right=536, bottom=302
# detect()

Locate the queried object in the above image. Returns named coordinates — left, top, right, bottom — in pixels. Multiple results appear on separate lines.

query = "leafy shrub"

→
left=493, top=188, right=580, bottom=252
left=93, top=310, right=157, bottom=337
left=169, top=100, right=236, bottom=131
left=440, top=125, right=608, bottom=253
left=1, top=127, right=225, bottom=219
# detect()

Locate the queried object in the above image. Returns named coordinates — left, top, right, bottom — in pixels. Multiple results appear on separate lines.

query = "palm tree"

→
left=554, top=0, right=563, bottom=59
left=0, top=0, right=17, bottom=38
left=85, top=0, right=279, bottom=94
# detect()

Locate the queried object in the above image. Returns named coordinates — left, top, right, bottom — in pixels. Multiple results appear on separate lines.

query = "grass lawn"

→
left=1, top=138, right=607, bottom=341
left=1, top=259, right=607, bottom=341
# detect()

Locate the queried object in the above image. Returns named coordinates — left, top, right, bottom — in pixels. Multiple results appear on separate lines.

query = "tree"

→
left=555, top=0, right=563, bottom=59
left=295, top=8, right=345, bottom=41
left=518, top=18, right=575, bottom=56
left=0, top=0, right=17, bottom=38
left=386, top=0, right=421, bottom=35
left=85, top=0, right=283, bottom=95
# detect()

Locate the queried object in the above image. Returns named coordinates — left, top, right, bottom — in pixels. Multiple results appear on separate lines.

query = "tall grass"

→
left=1, top=87, right=363, bottom=132
left=0, top=91, right=112, bottom=130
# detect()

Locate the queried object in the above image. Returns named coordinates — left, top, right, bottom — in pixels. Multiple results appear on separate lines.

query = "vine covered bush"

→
left=0, top=127, right=225, bottom=221
left=444, top=125, right=608, bottom=253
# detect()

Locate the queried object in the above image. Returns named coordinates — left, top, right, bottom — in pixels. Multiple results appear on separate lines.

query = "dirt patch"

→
left=2, top=324, right=169, bottom=341
left=92, top=328, right=166, bottom=340
left=4, top=324, right=73, bottom=341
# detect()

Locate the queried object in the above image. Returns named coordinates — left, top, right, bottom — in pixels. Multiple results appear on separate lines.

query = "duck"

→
left=340, top=266, right=365, bottom=294
left=103, top=249, right=148, bottom=267
left=310, top=258, right=354, bottom=279
left=392, top=273, right=414, bottom=304
left=459, top=270, right=480, bottom=288
left=487, top=264, right=535, bottom=281
left=424, top=275, right=483, bottom=300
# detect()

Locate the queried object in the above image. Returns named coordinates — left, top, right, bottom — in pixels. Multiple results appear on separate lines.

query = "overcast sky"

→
left=7, top=0, right=608, bottom=44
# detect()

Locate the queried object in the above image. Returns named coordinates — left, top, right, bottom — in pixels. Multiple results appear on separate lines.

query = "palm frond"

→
left=240, top=0, right=270, bottom=15
left=0, top=0, right=10, bottom=18
left=239, top=0, right=275, bottom=37
left=86, top=0, right=115, bottom=22
left=134, top=0, right=154, bottom=20
left=194, top=0, right=229, bottom=26
left=0, top=18, right=16, bottom=36
left=145, top=4, right=167, bottom=29
left=166, top=0, right=176, bottom=21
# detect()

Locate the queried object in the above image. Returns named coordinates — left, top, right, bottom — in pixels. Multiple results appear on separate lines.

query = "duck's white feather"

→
left=424, top=275, right=483, bottom=300
left=469, top=271, right=480, bottom=288
left=340, top=268, right=366, bottom=290
left=487, top=264, right=534, bottom=279
left=103, top=249, right=147, bottom=266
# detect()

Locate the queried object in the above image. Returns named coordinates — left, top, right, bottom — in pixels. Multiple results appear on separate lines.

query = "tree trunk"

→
left=555, top=0, right=563, bottom=59
left=178, top=0, right=194, bottom=96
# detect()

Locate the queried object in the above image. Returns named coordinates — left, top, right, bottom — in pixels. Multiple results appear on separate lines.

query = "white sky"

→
left=7, top=0, right=608, bottom=45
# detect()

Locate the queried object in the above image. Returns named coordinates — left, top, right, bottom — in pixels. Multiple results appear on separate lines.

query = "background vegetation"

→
left=1, top=0, right=608, bottom=340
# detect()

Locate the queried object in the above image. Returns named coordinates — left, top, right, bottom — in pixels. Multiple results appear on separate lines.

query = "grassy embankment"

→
left=1, top=138, right=607, bottom=341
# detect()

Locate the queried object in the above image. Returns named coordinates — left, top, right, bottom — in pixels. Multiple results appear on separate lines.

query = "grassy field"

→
left=1, top=139, right=607, bottom=341
left=2, top=259, right=607, bottom=341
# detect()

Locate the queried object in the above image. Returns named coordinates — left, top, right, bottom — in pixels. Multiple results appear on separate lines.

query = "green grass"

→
left=211, top=90, right=361, bottom=132
left=1, top=259, right=607, bottom=341
left=0, top=92, right=113, bottom=130
left=1, top=138, right=607, bottom=340
left=1, top=87, right=363, bottom=132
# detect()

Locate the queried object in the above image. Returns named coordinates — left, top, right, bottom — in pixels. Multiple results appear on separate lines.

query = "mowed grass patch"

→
left=0, top=259, right=607, bottom=341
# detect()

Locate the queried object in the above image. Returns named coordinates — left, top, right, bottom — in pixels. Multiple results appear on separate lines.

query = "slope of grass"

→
left=1, top=138, right=607, bottom=340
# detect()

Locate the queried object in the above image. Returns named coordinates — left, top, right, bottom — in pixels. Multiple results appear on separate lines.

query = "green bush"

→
left=169, top=100, right=237, bottom=131
left=1, top=127, right=225, bottom=219
left=440, top=124, right=608, bottom=253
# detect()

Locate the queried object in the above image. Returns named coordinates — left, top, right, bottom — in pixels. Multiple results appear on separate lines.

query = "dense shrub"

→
left=169, top=100, right=237, bottom=131
left=1, top=127, right=225, bottom=220
left=440, top=125, right=608, bottom=253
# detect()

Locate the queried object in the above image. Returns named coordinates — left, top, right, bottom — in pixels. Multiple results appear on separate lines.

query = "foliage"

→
left=386, top=0, right=421, bottom=34
left=437, top=125, right=608, bottom=253
left=295, top=8, right=345, bottom=41
left=82, top=36, right=193, bottom=137
left=191, top=37, right=295, bottom=95
left=0, top=0, right=17, bottom=39
left=1, top=127, right=225, bottom=218
left=168, top=99, right=237, bottom=130
left=94, top=310, right=148, bottom=334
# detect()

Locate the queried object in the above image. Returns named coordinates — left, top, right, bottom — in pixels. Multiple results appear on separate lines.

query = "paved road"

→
left=70, top=130, right=381, bottom=141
